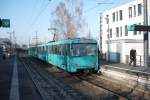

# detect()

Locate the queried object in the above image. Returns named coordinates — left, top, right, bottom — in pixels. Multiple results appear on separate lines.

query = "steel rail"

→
left=22, top=57, right=84, bottom=100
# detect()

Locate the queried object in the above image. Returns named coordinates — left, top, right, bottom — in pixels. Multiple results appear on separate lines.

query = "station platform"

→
left=0, top=56, right=42, bottom=100
left=100, top=61, right=150, bottom=87
left=100, top=62, right=150, bottom=76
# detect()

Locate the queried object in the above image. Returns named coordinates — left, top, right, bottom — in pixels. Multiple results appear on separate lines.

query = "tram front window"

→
left=71, top=44, right=97, bottom=56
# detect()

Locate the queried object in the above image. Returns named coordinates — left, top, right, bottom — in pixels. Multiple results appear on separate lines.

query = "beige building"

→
left=100, top=0, right=147, bottom=66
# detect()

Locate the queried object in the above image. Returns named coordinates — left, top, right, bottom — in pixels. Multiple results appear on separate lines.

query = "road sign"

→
left=128, top=25, right=150, bottom=31
left=0, top=19, right=2, bottom=27
left=127, top=25, right=135, bottom=31
left=1, top=19, right=10, bottom=28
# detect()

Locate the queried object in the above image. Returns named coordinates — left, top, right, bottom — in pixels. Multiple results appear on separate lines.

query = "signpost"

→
left=128, top=24, right=149, bottom=67
left=0, top=19, right=10, bottom=28
left=128, top=25, right=150, bottom=31
left=0, top=19, right=2, bottom=27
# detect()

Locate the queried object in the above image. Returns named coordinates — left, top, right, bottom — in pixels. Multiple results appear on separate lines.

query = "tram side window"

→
left=71, top=45, right=80, bottom=56
left=42, top=47, right=44, bottom=53
left=38, top=47, right=40, bottom=53
left=58, top=45, right=62, bottom=55
left=46, top=46, right=48, bottom=53
left=51, top=45, right=54, bottom=54
left=62, top=44, right=68, bottom=56
left=49, top=46, right=52, bottom=54
left=52, top=45, right=56, bottom=54
left=56, top=45, right=61, bottom=55
left=37, top=47, right=39, bottom=52
left=44, top=46, right=46, bottom=53
left=56, top=45, right=58, bottom=54
left=40, top=47, right=42, bottom=53
left=59, top=45, right=62, bottom=55
left=71, top=44, right=97, bottom=56
left=51, top=45, right=63, bottom=55
left=34, top=47, right=36, bottom=52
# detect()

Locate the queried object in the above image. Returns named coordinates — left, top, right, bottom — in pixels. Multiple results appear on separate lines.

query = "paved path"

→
left=9, top=56, right=19, bottom=100
left=0, top=56, right=42, bottom=100
left=0, top=57, right=13, bottom=100
left=100, top=60, right=150, bottom=73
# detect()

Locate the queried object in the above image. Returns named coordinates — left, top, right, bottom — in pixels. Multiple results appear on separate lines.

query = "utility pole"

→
left=105, top=14, right=110, bottom=62
left=28, top=37, right=31, bottom=48
left=143, top=0, right=149, bottom=67
left=7, top=32, right=12, bottom=55
left=98, top=2, right=113, bottom=62
left=35, top=31, right=38, bottom=53
left=36, top=31, right=38, bottom=45
left=99, top=13, right=102, bottom=53
left=32, top=31, right=39, bottom=53
left=12, top=31, right=15, bottom=54
left=14, top=36, right=16, bottom=50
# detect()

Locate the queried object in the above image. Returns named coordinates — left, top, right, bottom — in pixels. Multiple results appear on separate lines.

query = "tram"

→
left=29, top=38, right=99, bottom=72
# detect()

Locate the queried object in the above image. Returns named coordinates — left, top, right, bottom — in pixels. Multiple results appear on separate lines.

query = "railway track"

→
left=29, top=57, right=128, bottom=99
left=20, top=57, right=85, bottom=100
left=22, top=57, right=150, bottom=100
left=76, top=73, right=150, bottom=100
left=77, top=75, right=128, bottom=100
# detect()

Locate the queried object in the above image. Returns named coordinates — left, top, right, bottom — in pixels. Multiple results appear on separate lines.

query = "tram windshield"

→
left=71, top=44, right=97, bottom=56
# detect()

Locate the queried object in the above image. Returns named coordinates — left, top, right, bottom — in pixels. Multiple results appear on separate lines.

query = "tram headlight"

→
left=71, top=63, right=77, bottom=67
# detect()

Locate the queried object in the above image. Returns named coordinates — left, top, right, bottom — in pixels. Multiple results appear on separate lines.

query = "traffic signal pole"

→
left=143, top=0, right=149, bottom=67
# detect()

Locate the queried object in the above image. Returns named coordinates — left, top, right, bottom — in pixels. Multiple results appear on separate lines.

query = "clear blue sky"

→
left=0, top=0, right=130, bottom=45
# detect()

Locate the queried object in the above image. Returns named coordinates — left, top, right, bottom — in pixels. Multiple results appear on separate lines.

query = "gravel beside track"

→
left=21, top=57, right=85, bottom=100
left=23, top=57, right=150, bottom=100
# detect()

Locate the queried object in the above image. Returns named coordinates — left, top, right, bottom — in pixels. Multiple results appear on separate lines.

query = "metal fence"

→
left=126, top=55, right=144, bottom=67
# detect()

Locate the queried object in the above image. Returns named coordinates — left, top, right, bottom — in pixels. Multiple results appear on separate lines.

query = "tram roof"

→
left=30, top=38, right=97, bottom=48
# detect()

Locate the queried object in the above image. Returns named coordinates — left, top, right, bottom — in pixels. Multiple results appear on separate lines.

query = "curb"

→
left=100, top=65, right=150, bottom=90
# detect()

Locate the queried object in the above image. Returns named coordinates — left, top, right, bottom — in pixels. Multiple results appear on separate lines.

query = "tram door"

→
left=62, top=45, right=67, bottom=70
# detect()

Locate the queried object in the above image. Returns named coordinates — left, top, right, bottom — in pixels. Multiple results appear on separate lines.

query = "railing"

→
left=126, top=55, right=144, bottom=67
left=100, top=53, right=144, bottom=66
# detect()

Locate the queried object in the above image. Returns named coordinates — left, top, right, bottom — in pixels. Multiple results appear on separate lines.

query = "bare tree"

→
left=51, top=0, right=84, bottom=40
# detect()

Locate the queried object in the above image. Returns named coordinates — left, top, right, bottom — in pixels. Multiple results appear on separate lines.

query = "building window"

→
left=112, top=12, right=115, bottom=22
left=110, top=29, right=112, bottom=38
left=133, top=5, right=136, bottom=17
left=116, top=27, right=119, bottom=37
left=120, top=26, right=122, bottom=37
left=116, top=11, right=118, bottom=21
left=139, top=23, right=141, bottom=34
left=129, top=7, right=132, bottom=18
left=106, top=14, right=109, bottom=24
left=107, top=34, right=109, bottom=39
left=138, top=4, right=142, bottom=16
left=125, top=25, right=128, bottom=36
left=119, top=10, right=123, bottom=20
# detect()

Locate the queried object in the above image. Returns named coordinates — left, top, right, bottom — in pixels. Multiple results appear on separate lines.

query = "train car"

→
left=28, top=38, right=99, bottom=73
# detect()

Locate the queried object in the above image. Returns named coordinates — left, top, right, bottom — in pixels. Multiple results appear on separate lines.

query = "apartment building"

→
left=100, top=0, right=147, bottom=66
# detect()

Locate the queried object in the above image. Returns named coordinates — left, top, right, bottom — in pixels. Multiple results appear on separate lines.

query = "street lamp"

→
left=7, top=32, right=12, bottom=55
left=143, top=0, right=149, bottom=67
left=105, top=14, right=110, bottom=62
left=98, top=2, right=113, bottom=62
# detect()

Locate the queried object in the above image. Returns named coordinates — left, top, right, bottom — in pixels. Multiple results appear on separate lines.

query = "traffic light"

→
left=0, top=19, right=1, bottom=27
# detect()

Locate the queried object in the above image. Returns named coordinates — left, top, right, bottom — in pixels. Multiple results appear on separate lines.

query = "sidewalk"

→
left=0, top=57, right=14, bottom=100
left=100, top=62, right=150, bottom=92
left=100, top=60, right=150, bottom=75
